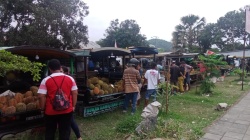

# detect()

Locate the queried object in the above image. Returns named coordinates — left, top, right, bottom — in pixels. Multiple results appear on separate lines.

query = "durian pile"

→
left=0, top=86, right=40, bottom=115
left=87, top=77, right=124, bottom=96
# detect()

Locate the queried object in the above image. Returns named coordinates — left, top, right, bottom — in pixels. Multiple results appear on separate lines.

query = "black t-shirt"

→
left=179, top=66, right=185, bottom=77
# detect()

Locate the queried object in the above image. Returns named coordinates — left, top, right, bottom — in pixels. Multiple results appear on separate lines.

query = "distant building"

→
left=79, top=41, right=101, bottom=49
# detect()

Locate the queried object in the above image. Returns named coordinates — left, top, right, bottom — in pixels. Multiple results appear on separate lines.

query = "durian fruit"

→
left=95, top=84, right=101, bottom=89
left=4, top=106, right=16, bottom=115
left=15, top=93, right=24, bottom=103
left=30, top=86, right=38, bottom=96
left=23, top=96, right=34, bottom=104
left=0, top=96, right=7, bottom=105
left=87, top=79, right=92, bottom=86
left=26, top=102, right=37, bottom=111
left=93, top=87, right=100, bottom=95
left=91, top=77, right=99, bottom=84
left=8, top=98, right=17, bottom=107
left=89, top=84, right=95, bottom=90
left=118, top=86, right=124, bottom=92
left=104, top=90, right=108, bottom=94
left=97, top=80, right=103, bottom=86
left=114, top=88, right=118, bottom=93
left=107, top=88, right=113, bottom=94
left=16, top=103, right=26, bottom=112
left=0, top=103, right=3, bottom=110
left=25, top=91, right=33, bottom=98
left=0, top=105, right=8, bottom=114
left=35, top=100, right=40, bottom=109
left=102, top=83, right=109, bottom=90
left=99, top=90, right=104, bottom=95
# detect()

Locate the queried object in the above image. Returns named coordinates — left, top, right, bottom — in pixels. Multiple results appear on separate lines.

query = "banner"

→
left=206, top=50, right=215, bottom=55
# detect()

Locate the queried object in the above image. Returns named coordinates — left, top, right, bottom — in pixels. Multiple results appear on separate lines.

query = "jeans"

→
left=123, top=92, right=138, bottom=113
left=145, top=89, right=157, bottom=101
left=71, top=115, right=81, bottom=138
left=184, top=72, right=190, bottom=85
left=45, top=112, right=73, bottom=140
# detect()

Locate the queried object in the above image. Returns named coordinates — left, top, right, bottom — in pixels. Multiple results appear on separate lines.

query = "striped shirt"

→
left=123, top=67, right=141, bottom=93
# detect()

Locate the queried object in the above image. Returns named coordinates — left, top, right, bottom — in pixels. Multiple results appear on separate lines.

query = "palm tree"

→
left=172, top=15, right=206, bottom=52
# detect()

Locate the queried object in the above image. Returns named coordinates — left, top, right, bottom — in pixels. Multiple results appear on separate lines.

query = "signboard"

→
left=83, top=99, right=124, bottom=117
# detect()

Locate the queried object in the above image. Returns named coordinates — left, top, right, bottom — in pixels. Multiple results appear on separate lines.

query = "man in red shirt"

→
left=38, top=59, right=78, bottom=140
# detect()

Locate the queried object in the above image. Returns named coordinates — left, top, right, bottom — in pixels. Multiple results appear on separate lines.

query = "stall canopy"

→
left=90, top=47, right=131, bottom=58
left=6, top=46, right=76, bottom=59
left=130, top=47, right=158, bottom=55
left=67, top=49, right=91, bottom=57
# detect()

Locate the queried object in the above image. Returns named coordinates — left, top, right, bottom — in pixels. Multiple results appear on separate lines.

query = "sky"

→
left=83, top=0, right=250, bottom=42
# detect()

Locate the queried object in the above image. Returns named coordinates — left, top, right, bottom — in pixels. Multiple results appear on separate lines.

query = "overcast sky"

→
left=83, top=0, right=250, bottom=42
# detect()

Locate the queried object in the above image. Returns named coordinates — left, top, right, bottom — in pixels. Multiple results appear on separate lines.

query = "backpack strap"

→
left=47, top=75, right=67, bottom=105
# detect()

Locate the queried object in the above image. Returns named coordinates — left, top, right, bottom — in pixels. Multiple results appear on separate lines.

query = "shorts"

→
left=145, top=89, right=157, bottom=101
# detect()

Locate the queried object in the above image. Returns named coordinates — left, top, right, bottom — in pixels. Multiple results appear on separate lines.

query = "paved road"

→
left=200, top=92, right=250, bottom=140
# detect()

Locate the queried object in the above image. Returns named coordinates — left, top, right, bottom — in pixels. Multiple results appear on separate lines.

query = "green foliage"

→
left=233, top=68, right=246, bottom=80
left=115, top=115, right=141, bottom=133
left=97, top=19, right=149, bottom=48
left=198, top=54, right=227, bottom=94
left=148, top=39, right=172, bottom=51
left=0, top=0, right=89, bottom=49
left=0, top=50, right=44, bottom=81
left=200, top=78, right=216, bottom=94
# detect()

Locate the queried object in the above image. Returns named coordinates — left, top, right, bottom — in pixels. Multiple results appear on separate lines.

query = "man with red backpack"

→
left=38, top=59, right=78, bottom=140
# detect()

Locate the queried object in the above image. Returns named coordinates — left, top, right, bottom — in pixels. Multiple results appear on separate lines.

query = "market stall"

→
left=76, top=47, right=131, bottom=117
left=0, top=46, right=87, bottom=138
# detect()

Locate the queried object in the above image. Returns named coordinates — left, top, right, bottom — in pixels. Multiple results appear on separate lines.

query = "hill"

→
left=148, top=39, right=172, bottom=52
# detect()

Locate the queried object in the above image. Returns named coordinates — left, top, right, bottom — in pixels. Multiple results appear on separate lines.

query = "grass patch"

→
left=3, top=76, right=250, bottom=140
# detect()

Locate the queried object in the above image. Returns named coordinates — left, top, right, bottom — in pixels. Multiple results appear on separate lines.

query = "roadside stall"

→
left=76, top=47, right=131, bottom=117
left=0, top=46, right=86, bottom=138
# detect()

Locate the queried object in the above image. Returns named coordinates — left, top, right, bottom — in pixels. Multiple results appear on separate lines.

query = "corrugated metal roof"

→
left=220, top=50, right=250, bottom=57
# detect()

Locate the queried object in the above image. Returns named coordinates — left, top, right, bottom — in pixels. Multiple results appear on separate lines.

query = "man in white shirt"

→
left=143, top=62, right=161, bottom=107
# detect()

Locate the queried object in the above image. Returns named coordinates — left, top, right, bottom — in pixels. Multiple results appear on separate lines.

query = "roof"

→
left=67, top=49, right=91, bottom=57
left=220, top=50, right=250, bottom=58
left=90, top=47, right=130, bottom=58
left=79, top=41, right=101, bottom=49
left=130, top=47, right=158, bottom=55
left=5, top=46, right=76, bottom=59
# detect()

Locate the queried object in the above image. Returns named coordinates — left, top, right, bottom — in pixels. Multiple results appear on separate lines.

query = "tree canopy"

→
left=97, top=19, right=149, bottom=48
left=0, top=50, right=44, bottom=81
left=0, top=0, right=89, bottom=50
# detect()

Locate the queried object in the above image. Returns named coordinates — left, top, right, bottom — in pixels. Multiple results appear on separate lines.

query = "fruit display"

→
left=87, top=77, right=124, bottom=96
left=0, top=86, right=40, bottom=115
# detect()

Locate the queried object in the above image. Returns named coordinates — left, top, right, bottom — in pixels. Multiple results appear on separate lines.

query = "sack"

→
left=50, top=76, right=70, bottom=111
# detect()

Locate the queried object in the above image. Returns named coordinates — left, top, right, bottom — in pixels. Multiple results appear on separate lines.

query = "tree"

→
left=0, top=50, right=44, bottom=81
left=172, top=15, right=206, bottom=52
left=97, top=19, right=149, bottom=48
left=148, top=38, right=172, bottom=52
left=0, top=0, right=89, bottom=50
left=217, top=9, right=248, bottom=51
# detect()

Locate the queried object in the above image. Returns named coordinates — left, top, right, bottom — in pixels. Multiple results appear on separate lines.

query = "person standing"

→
left=170, top=61, right=180, bottom=94
left=181, top=61, right=193, bottom=91
left=122, top=58, right=141, bottom=115
left=38, top=59, right=78, bottom=140
left=178, top=63, right=185, bottom=93
left=61, top=66, right=82, bottom=140
left=143, top=62, right=161, bottom=107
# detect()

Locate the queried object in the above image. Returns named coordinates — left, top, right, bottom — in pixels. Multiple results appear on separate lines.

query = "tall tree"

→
left=217, top=9, right=248, bottom=51
left=172, top=15, right=206, bottom=52
left=97, top=19, right=149, bottom=48
left=0, top=0, right=89, bottom=50
left=148, top=38, right=172, bottom=52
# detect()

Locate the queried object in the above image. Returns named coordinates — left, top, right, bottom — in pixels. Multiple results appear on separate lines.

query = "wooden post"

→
left=166, top=59, right=171, bottom=113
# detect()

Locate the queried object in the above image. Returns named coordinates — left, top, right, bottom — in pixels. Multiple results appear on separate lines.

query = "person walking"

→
left=143, top=62, right=161, bottom=107
left=122, top=58, right=141, bottom=115
left=38, top=59, right=78, bottom=140
left=61, top=66, right=82, bottom=140
left=181, top=61, right=193, bottom=91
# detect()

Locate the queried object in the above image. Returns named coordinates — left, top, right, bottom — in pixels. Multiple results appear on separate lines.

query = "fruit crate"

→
left=0, top=110, right=44, bottom=138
